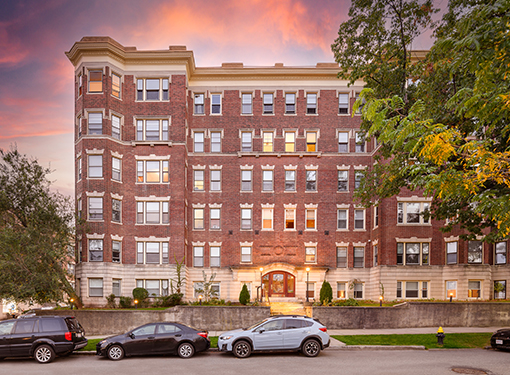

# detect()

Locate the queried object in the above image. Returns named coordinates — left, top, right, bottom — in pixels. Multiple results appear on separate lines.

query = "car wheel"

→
left=302, top=339, right=321, bottom=357
left=34, top=344, right=56, bottom=364
left=107, top=344, right=124, bottom=361
left=177, top=342, right=195, bottom=358
left=233, top=340, right=251, bottom=358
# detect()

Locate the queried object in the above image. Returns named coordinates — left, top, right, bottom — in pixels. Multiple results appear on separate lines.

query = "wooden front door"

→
left=262, top=271, right=295, bottom=298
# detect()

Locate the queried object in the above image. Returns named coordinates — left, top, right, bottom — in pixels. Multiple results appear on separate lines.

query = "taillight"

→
left=65, top=332, right=72, bottom=341
left=319, top=327, right=327, bottom=332
left=197, top=332, right=208, bottom=338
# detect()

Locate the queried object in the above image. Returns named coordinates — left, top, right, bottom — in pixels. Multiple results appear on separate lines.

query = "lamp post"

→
left=134, top=299, right=139, bottom=309
left=259, top=267, right=263, bottom=302
left=306, top=267, right=310, bottom=302
left=449, top=293, right=453, bottom=303
left=70, top=298, right=74, bottom=310
left=198, top=295, right=203, bottom=305
left=379, top=296, right=383, bottom=307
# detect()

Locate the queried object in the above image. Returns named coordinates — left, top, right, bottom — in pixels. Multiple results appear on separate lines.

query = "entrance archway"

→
left=262, top=271, right=295, bottom=298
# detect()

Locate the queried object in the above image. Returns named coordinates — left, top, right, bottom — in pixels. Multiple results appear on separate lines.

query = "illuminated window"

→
left=285, top=209, right=296, bottom=230
left=194, top=170, right=204, bottom=191
left=468, top=280, right=481, bottom=298
left=285, top=132, right=295, bottom=152
left=193, top=208, right=204, bottom=230
left=263, top=132, right=273, bottom=152
left=305, top=247, right=316, bottom=263
left=446, top=280, right=457, bottom=299
left=88, top=70, right=102, bottom=92
left=112, top=73, right=121, bottom=98
left=136, top=160, right=169, bottom=183
left=337, top=282, right=346, bottom=298
left=262, top=208, right=273, bottom=230
left=306, top=209, right=316, bottom=230
left=306, top=132, right=317, bottom=152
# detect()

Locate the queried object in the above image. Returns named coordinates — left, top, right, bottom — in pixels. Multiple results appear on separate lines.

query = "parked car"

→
left=96, top=322, right=210, bottom=360
left=218, top=315, right=330, bottom=358
left=0, top=315, right=87, bottom=363
left=491, top=328, right=510, bottom=350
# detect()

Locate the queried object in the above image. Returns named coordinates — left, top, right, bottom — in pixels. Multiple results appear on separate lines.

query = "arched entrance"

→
left=262, top=271, right=295, bottom=298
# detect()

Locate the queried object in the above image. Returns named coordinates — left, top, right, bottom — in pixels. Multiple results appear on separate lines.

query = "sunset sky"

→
left=0, top=0, right=438, bottom=197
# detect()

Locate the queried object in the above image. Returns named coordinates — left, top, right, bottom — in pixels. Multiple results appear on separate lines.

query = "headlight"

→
left=99, top=340, right=108, bottom=348
left=220, top=335, right=232, bottom=341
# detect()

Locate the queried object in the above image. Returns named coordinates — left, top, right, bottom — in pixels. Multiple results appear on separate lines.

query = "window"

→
left=495, top=242, right=507, bottom=264
left=468, top=241, right=483, bottom=264
left=211, top=131, right=221, bottom=152
left=136, top=201, right=169, bottom=224
left=397, top=202, right=430, bottom=224
left=88, top=70, right=102, bottom=92
left=397, top=243, right=429, bottom=265
left=88, top=113, right=102, bottom=135
left=355, top=132, right=365, bottom=153
left=468, top=280, right=481, bottom=298
left=194, top=132, right=204, bottom=152
left=77, top=157, right=82, bottom=181
left=447, top=242, right=458, bottom=264
left=307, top=283, right=315, bottom=299
left=112, top=279, right=121, bottom=296
left=306, top=132, right=317, bottom=152
left=374, top=245, right=378, bottom=266
left=136, top=242, right=169, bottom=264
left=211, top=94, right=221, bottom=114
left=210, top=208, right=221, bottom=230
left=241, top=246, right=252, bottom=263
left=422, top=282, right=428, bottom=298
left=263, top=93, right=273, bottom=114
left=112, top=73, right=121, bottom=98
left=210, top=170, right=221, bottom=191
left=112, top=241, right=121, bottom=263
left=338, top=93, right=349, bottom=114
left=337, top=282, right=346, bottom=298
left=136, top=119, right=168, bottom=141
left=136, top=78, right=169, bottom=101
left=112, top=115, right=121, bottom=139
left=338, top=170, right=348, bottom=191
left=89, top=278, right=103, bottom=297
left=89, top=239, right=103, bottom=261
left=137, top=280, right=169, bottom=297
left=285, top=170, right=296, bottom=191
left=136, top=160, right=169, bottom=183
left=286, top=93, right=296, bottom=114
left=241, top=170, right=252, bottom=191
left=242, top=93, right=252, bottom=114
left=405, top=282, right=419, bottom=298
left=285, top=208, right=296, bottom=230
left=355, top=171, right=363, bottom=189
left=305, top=247, right=316, bottom=263
left=495, top=280, right=506, bottom=299
left=306, top=209, right=316, bottom=230
left=88, top=197, right=103, bottom=220
left=354, top=247, right=364, bottom=268
left=374, top=206, right=379, bottom=227
left=77, top=115, right=82, bottom=138
left=210, top=246, right=221, bottom=267
left=262, top=208, right=273, bottom=230
left=112, top=199, right=121, bottom=222
left=397, top=281, right=402, bottom=298
left=88, top=155, right=102, bottom=178
left=263, top=131, right=273, bottom=152
left=193, top=246, right=204, bottom=267
left=78, top=73, right=83, bottom=96
left=337, top=209, right=347, bottom=229
left=262, top=170, right=273, bottom=191
left=446, top=280, right=457, bottom=299
left=353, top=283, right=363, bottom=298
left=241, top=132, right=252, bottom=151
left=194, top=93, right=205, bottom=114
left=193, top=208, right=204, bottom=230
left=306, top=170, right=317, bottom=191
left=354, top=209, right=365, bottom=230
left=194, top=170, right=204, bottom=191
left=241, top=208, right=252, bottom=230
left=337, top=247, right=347, bottom=267
left=355, top=93, right=364, bottom=114
left=306, top=93, right=317, bottom=114
left=112, top=157, right=121, bottom=181
left=77, top=197, right=82, bottom=220
left=338, top=132, right=349, bottom=153
left=285, top=132, right=295, bottom=152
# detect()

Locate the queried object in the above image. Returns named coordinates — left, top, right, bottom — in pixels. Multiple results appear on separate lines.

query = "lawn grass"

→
left=331, top=333, right=492, bottom=349
left=79, top=337, right=219, bottom=351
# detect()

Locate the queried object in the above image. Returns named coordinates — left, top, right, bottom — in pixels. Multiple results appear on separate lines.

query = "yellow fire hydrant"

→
left=436, top=326, right=445, bottom=345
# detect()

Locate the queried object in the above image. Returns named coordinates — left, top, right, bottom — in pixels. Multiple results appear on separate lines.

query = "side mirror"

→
left=258, top=329, right=265, bottom=334
left=129, top=333, right=135, bottom=339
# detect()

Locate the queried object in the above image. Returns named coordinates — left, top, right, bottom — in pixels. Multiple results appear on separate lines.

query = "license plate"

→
left=496, top=339, right=503, bottom=345
left=76, top=332, right=82, bottom=338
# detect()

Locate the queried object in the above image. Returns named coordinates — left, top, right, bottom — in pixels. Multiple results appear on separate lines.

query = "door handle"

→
left=175, top=334, right=182, bottom=337
left=148, top=336, right=155, bottom=340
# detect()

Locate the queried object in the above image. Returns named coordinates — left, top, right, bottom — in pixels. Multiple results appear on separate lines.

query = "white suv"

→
left=218, top=315, right=329, bottom=358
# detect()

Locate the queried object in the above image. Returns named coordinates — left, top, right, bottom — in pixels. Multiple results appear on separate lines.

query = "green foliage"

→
left=119, top=296, right=133, bottom=308
left=193, top=270, right=217, bottom=302
left=239, top=284, right=250, bottom=305
left=106, top=294, right=116, bottom=309
left=319, top=281, right=333, bottom=305
left=0, top=147, right=78, bottom=305
left=170, top=255, right=186, bottom=294
left=132, top=288, right=149, bottom=306
left=333, top=298, right=360, bottom=307
left=155, top=293, right=183, bottom=307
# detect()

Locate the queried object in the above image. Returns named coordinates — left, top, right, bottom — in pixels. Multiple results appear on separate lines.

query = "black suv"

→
left=0, top=315, right=87, bottom=363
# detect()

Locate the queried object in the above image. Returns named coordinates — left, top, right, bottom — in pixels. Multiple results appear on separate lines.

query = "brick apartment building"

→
left=66, top=37, right=510, bottom=307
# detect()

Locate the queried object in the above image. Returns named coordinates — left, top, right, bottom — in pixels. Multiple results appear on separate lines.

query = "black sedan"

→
left=96, top=322, right=210, bottom=360
left=491, top=328, right=510, bottom=350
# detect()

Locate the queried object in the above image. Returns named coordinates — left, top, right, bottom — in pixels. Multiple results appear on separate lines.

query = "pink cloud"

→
left=0, top=24, right=29, bottom=66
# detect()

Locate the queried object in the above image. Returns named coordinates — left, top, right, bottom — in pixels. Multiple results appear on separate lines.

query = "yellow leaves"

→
left=501, top=94, right=510, bottom=109
left=419, top=129, right=459, bottom=165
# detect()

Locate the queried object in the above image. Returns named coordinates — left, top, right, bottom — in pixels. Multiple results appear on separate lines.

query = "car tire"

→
left=107, top=344, right=124, bottom=361
left=233, top=340, right=251, bottom=358
left=34, top=344, right=56, bottom=364
left=177, top=342, right=195, bottom=358
left=302, top=339, right=321, bottom=357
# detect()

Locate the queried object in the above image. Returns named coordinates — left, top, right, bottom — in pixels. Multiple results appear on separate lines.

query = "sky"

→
left=0, top=0, right=440, bottom=197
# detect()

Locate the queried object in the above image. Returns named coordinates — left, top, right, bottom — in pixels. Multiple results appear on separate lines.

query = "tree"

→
left=0, top=147, right=79, bottom=306
left=193, top=271, right=217, bottom=302
left=239, top=284, right=250, bottom=305
left=319, top=281, right=333, bottom=305
left=333, top=0, right=510, bottom=242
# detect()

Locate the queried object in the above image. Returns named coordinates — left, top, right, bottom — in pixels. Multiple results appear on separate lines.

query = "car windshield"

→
left=244, top=318, right=270, bottom=331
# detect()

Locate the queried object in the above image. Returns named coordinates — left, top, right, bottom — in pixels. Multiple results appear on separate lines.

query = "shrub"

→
left=319, top=281, right=333, bottom=305
left=157, top=293, right=183, bottom=307
left=106, top=294, right=116, bottom=309
left=333, top=298, right=360, bottom=306
left=239, top=284, right=250, bottom=305
left=119, top=296, right=133, bottom=308
left=132, top=288, right=149, bottom=307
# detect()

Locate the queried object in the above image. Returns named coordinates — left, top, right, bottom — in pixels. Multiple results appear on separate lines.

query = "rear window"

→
left=40, top=318, right=66, bottom=332
left=65, top=318, right=82, bottom=331
left=14, top=319, right=36, bottom=334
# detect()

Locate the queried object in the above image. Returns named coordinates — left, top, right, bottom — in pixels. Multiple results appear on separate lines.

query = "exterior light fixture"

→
left=379, top=295, right=383, bottom=307
left=198, top=295, right=203, bottom=305
left=134, top=299, right=139, bottom=309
